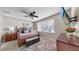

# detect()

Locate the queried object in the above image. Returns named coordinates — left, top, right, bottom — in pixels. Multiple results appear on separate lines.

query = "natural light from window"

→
left=37, top=20, right=55, bottom=33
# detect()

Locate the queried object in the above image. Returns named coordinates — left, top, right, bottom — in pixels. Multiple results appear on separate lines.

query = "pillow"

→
left=20, top=28, right=25, bottom=33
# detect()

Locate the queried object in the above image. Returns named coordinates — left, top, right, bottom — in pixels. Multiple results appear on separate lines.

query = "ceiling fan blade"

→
left=33, top=15, right=38, bottom=18
left=22, top=11, right=29, bottom=15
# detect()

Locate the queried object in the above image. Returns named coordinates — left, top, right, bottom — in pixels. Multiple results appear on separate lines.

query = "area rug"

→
left=21, top=39, right=56, bottom=51
left=0, top=39, right=56, bottom=51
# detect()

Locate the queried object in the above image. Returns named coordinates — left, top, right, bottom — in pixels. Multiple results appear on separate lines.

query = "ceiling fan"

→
left=22, top=10, right=38, bottom=19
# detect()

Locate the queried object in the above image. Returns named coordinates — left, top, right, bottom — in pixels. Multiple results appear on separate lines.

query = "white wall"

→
left=36, top=14, right=66, bottom=40
left=71, top=7, right=79, bottom=18
left=3, top=16, right=33, bottom=33
left=0, top=14, right=34, bottom=44
left=33, top=9, right=71, bottom=40
left=0, top=14, right=3, bottom=43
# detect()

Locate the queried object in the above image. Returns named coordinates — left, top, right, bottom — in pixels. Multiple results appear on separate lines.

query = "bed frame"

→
left=17, top=33, right=40, bottom=47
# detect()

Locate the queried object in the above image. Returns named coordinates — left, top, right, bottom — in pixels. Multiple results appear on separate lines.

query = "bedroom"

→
left=0, top=7, right=79, bottom=51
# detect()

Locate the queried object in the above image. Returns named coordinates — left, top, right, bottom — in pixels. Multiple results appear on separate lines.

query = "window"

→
left=37, top=20, right=55, bottom=33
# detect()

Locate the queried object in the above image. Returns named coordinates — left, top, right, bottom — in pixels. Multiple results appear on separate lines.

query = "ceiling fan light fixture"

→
left=22, top=10, right=38, bottom=19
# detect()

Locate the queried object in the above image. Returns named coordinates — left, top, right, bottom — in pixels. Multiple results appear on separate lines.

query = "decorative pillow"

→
left=20, top=28, right=25, bottom=33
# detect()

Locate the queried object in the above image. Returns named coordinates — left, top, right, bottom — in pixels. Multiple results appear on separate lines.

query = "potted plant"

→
left=65, top=27, right=76, bottom=39
left=65, top=27, right=76, bottom=33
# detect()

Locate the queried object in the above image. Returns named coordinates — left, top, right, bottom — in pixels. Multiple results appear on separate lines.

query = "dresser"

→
left=56, top=33, right=79, bottom=51
left=2, top=32, right=17, bottom=42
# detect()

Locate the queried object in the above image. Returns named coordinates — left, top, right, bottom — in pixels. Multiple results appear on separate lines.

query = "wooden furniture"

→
left=26, top=36, right=40, bottom=47
left=2, top=32, right=17, bottom=42
left=17, top=32, right=40, bottom=47
left=56, top=33, right=79, bottom=51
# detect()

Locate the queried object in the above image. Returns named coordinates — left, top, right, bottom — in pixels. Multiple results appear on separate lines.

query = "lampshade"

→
left=9, top=27, right=14, bottom=31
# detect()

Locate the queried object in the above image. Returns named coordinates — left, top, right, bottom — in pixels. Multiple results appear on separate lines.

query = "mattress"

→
left=18, top=32, right=38, bottom=39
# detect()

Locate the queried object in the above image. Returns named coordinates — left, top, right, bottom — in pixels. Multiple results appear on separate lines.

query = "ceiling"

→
left=0, top=7, right=70, bottom=22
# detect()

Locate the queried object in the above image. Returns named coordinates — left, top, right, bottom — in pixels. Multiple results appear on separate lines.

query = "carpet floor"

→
left=0, top=39, right=56, bottom=51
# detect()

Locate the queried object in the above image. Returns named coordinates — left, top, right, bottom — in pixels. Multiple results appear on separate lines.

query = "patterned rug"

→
left=21, top=39, right=56, bottom=51
left=0, top=39, right=56, bottom=51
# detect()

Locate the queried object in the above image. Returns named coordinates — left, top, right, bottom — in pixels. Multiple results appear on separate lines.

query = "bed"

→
left=17, top=31, right=40, bottom=47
